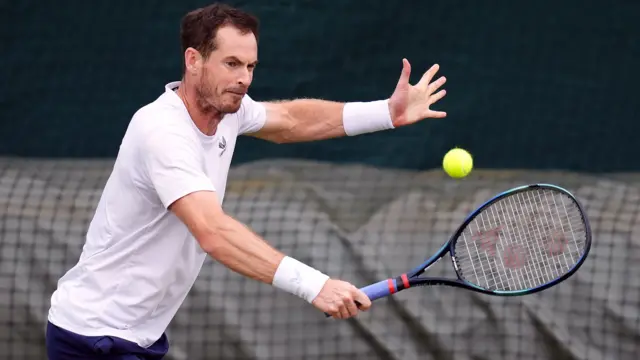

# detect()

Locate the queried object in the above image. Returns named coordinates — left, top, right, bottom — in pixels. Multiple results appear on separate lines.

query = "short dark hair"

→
left=180, top=3, right=259, bottom=72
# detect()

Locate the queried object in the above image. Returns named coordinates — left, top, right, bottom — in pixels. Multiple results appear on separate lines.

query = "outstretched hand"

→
left=388, top=59, right=447, bottom=127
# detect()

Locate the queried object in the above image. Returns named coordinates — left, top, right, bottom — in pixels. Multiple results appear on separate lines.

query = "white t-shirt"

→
left=47, top=81, right=267, bottom=347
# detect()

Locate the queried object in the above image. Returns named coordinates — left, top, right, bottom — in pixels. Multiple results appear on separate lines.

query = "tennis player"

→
left=45, top=3, right=447, bottom=359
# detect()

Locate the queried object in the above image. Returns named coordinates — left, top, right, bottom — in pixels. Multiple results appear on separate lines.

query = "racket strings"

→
left=454, top=189, right=588, bottom=292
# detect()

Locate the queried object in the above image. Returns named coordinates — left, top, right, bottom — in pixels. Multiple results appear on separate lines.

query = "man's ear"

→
left=184, top=47, right=203, bottom=76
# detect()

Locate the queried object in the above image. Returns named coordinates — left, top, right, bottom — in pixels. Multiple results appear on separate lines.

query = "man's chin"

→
left=220, top=102, right=242, bottom=114
left=219, top=96, right=243, bottom=114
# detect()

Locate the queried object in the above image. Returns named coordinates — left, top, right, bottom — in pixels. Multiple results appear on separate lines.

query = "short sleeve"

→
left=141, top=126, right=216, bottom=209
left=238, top=94, right=267, bottom=135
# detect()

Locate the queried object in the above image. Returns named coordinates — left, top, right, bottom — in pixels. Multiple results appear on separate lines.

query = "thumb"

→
left=395, top=58, right=411, bottom=88
left=352, top=287, right=372, bottom=311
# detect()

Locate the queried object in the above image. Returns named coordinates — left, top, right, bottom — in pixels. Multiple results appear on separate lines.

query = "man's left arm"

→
left=246, top=60, right=447, bottom=144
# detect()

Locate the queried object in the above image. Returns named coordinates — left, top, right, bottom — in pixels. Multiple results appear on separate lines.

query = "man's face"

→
left=193, top=25, right=258, bottom=114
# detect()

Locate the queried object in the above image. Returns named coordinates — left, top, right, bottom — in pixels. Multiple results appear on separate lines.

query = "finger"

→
left=416, top=64, right=440, bottom=90
left=328, top=303, right=341, bottom=319
left=427, top=76, right=447, bottom=95
left=429, top=89, right=447, bottom=105
left=395, top=58, right=411, bottom=88
left=338, top=304, right=350, bottom=319
left=326, top=304, right=339, bottom=319
left=352, top=288, right=372, bottom=311
left=344, top=297, right=359, bottom=317
left=425, top=110, right=447, bottom=118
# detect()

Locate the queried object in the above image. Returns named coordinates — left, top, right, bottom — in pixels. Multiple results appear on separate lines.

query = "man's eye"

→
left=226, top=62, right=237, bottom=67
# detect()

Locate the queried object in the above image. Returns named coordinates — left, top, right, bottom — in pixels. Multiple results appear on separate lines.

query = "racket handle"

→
left=360, top=279, right=393, bottom=301
left=324, top=279, right=392, bottom=318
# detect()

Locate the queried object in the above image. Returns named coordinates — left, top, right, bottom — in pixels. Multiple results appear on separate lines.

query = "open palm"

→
left=388, top=59, right=447, bottom=127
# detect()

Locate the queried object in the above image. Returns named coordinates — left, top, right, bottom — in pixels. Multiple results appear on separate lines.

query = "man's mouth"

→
left=227, top=90, right=245, bottom=96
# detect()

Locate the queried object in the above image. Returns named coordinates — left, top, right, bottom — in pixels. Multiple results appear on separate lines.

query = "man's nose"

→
left=237, top=69, right=251, bottom=85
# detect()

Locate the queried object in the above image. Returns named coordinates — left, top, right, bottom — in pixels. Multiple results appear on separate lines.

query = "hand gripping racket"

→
left=326, top=183, right=591, bottom=317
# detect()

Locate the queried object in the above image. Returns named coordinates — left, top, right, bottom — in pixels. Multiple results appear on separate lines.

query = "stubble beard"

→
left=194, top=72, right=242, bottom=116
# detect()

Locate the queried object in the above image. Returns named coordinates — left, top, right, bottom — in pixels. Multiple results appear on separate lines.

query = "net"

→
left=1, top=157, right=639, bottom=360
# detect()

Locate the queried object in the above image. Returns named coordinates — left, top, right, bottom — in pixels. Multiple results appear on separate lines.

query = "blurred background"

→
left=1, top=0, right=639, bottom=359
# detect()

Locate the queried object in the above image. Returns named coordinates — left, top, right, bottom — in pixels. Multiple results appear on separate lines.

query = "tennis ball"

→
left=442, top=148, right=473, bottom=178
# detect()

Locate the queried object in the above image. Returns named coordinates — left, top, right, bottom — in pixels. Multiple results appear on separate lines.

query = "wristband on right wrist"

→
left=272, top=256, right=329, bottom=303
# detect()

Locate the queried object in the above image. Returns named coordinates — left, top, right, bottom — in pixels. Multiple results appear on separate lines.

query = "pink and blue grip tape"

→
left=360, top=273, right=410, bottom=301
left=325, top=274, right=410, bottom=316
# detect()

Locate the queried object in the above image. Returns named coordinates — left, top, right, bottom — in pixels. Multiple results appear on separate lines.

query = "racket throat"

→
left=451, top=256, right=459, bottom=272
left=389, top=273, right=411, bottom=294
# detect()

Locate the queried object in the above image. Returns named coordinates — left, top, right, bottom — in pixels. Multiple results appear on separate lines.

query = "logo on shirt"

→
left=218, top=136, right=227, bottom=156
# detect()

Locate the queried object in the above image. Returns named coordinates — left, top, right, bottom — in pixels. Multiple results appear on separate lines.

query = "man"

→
left=45, top=2, right=447, bottom=359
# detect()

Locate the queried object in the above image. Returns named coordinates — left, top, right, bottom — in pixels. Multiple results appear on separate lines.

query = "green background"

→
left=2, top=0, right=638, bottom=171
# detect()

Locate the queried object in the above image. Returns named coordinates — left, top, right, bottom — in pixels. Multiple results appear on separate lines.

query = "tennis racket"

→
left=326, top=183, right=591, bottom=317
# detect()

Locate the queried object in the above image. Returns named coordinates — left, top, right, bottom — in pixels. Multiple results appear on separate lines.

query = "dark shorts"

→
left=45, top=321, right=169, bottom=360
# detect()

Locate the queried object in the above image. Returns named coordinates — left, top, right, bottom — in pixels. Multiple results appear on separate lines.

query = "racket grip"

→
left=359, top=279, right=393, bottom=301
left=324, top=279, right=393, bottom=318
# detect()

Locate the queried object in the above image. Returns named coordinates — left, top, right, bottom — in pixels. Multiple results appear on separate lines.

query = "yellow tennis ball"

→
left=442, top=148, right=473, bottom=178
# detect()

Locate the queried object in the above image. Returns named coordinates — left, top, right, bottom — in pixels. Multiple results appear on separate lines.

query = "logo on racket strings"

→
left=472, top=226, right=529, bottom=269
left=503, top=244, right=527, bottom=269
left=472, top=226, right=503, bottom=256
left=547, top=230, right=568, bottom=256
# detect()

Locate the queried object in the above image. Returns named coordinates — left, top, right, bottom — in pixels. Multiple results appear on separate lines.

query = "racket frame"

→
left=368, top=183, right=592, bottom=299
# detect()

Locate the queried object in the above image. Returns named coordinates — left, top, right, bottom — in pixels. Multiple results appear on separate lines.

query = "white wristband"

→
left=342, top=99, right=395, bottom=136
left=272, top=256, right=330, bottom=303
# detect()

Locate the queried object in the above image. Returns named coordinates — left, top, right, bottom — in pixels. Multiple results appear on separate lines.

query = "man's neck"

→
left=176, top=81, right=223, bottom=136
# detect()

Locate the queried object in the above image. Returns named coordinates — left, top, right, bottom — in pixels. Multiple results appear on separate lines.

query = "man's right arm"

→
left=168, top=190, right=371, bottom=318
left=167, top=190, right=300, bottom=292
left=138, top=122, right=370, bottom=318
